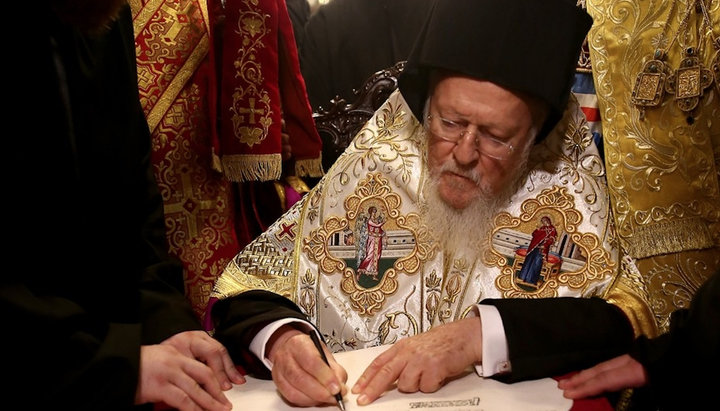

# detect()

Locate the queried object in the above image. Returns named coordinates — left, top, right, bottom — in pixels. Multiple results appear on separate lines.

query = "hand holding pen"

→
left=265, top=324, right=348, bottom=407
left=308, top=330, right=347, bottom=411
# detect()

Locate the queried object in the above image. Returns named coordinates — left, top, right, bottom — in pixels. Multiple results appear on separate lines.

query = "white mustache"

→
left=436, top=162, right=482, bottom=185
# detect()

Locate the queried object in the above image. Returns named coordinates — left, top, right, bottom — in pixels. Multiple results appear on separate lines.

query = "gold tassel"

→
left=211, top=148, right=224, bottom=173
left=221, top=153, right=282, bottom=182
left=295, top=156, right=324, bottom=178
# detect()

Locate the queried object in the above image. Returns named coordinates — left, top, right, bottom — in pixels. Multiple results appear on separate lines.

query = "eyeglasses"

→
left=426, top=114, right=515, bottom=160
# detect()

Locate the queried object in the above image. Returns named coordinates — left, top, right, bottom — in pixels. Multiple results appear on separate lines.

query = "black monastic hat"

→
left=398, top=0, right=592, bottom=140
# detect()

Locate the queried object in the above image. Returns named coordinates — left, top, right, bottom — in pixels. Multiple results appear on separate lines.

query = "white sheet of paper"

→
left=225, top=344, right=572, bottom=410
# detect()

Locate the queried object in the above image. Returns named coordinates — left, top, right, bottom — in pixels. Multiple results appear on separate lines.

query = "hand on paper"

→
left=135, top=341, right=235, bottom=411
left=267, top=325, right=349, bottom=406
left=352, top=316, right=483, bottom=405
left=162, top=330, right=246, bottom=389
left=558, top=354, right=648, bottom=399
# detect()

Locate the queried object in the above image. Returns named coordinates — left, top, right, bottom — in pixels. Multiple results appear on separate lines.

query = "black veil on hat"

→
left=398, top=0, right=592, bottom=140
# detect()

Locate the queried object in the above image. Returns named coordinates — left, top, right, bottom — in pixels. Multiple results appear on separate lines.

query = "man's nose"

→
left=453, top=132, right=480, bottom=164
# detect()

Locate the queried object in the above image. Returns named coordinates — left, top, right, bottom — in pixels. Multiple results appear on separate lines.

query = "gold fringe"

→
left=630, top=217, right=714, bottom=259
left=295, top=156, right=324, bottom=178
left=221, top=154, right=282, bottom=182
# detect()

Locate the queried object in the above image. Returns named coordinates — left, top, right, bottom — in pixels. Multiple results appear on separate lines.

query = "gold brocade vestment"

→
left=131, top=0, right=240, bottom=319
left=211, top=91, right=624, bottom=350
left=588, top=0, right=720, bottom=336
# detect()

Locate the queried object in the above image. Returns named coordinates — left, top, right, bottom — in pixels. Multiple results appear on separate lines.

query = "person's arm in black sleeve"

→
left=133, top=100, right=200, bottom=342
left=105, top=4, right=200, bottom=343
left=629, top=269, right=719, bottom=408
left=2, top=6, right=195, bottom=408
left=480, top=297, right=634, bottom=382
left=212, top=290, right=309, bottom=377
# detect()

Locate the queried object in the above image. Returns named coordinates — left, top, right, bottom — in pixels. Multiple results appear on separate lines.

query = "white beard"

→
left=419, top=159, right=528, bottom=261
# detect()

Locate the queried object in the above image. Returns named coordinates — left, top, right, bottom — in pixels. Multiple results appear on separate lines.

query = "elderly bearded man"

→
left=209, top=0, right=640, bottom=407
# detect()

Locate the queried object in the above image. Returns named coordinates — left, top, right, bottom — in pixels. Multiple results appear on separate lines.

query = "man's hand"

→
left=267, top=325, right=348, bottom=406
left=162, top=330, right=246, bottom=390
left=135, top=343, right=233, bottom=411
left=558, top=354, right=648, bottom=399
left=352, top=316, right=483, bottom=405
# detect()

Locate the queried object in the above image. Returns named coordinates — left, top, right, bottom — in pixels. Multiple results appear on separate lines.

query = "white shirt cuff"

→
left=474, top=304, right=511, bottom=376
left=249, top=319, right=314, bottom=370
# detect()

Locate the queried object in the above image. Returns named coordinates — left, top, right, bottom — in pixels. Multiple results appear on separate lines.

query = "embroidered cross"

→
left=163, top=168, right=217, bottom=241
left=238, top=97, right=264, bottom=124
left=164, top=1, right=194, bottom=45
left=276, top=222, right=297, bottom=241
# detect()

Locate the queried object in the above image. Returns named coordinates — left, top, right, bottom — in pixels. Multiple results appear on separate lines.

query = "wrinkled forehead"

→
left=426, top=71, right=549, bottom=135
left=429, top=70, right=547, bottom=113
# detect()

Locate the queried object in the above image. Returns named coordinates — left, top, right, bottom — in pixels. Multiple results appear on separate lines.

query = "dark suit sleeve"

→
left=132, top=79, right=199, bottom=342
left=1, top=7, right=198, bottom=409
left=480, top=297, right=634, bottom=382
left=112, top=5, right=199, bottom=344
left=212, top=290, right=309, bottom=378
left=629, top=269, right=719, bottom=408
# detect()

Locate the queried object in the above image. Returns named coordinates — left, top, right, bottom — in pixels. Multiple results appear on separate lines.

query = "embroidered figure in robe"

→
left=516, top=216, right=558, bottom=286
left=357, top=206, right=387, bottom=280
left=354, top=211, right=369, bottom=271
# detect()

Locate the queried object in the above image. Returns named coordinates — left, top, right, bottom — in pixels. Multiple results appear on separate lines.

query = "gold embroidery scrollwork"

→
left=230, top=0, right=273, bottom=146
left=330, top=100, right=420, bottom=193
left=298, top=269, right=317, bottom=318
left=424, top=270, right=442, bottom=323
left=344, top=174, right=402, bottom=221
left=378, top=312, right=419, bottom=345
left=556, top=232, right=609, bottom=288
left=341, top=277, right=399, bottom=316
left=436, top=258, right=468, bottom=324
left=304, top=216, right=350, bottom=274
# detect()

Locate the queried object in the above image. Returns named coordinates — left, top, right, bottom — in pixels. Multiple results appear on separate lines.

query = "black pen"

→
left=308, top=330, right=346, bottom=411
